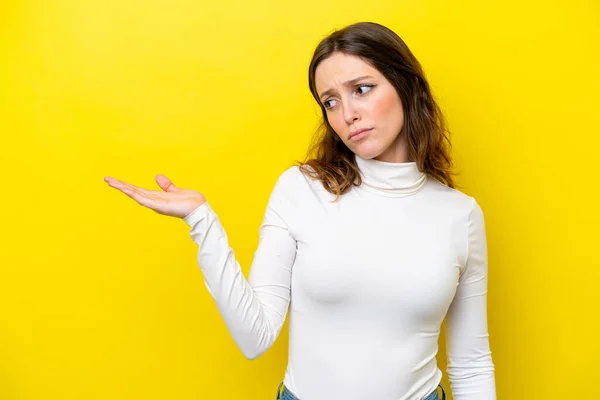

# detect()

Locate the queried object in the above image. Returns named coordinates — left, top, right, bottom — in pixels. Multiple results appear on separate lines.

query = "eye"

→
left=322, top=84, right=375, bottom=110
left=356, top=84, right=374, bottom=95
left=323, top=99, right=336, bottom=109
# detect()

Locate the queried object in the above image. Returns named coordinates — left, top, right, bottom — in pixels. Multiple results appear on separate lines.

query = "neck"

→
left=354, top=154, right=427, bottom=198
left=373, top=135, right=409, bottom=163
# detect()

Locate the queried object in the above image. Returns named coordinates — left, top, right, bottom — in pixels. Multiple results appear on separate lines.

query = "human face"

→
left=315, top=52, right=408, bottom=163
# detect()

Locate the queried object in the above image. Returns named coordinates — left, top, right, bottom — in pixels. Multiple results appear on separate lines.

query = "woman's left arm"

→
left=445, top=198, right=497, bottom=399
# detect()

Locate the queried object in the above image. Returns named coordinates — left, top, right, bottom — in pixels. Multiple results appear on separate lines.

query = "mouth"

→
left=349, top=128, right=373, bottom=141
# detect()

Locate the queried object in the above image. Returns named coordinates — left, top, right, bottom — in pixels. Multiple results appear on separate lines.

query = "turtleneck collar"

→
left=354, top=154, right=427, bottom=197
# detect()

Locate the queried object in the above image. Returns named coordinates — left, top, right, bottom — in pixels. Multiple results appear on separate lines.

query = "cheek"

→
left=373, top=91, right=403, bottom=121
left=327, top=114, right=345, bottom=137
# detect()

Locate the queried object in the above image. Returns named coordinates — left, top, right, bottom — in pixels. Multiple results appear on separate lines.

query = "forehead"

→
left=315, top=52, right=380, bottom=93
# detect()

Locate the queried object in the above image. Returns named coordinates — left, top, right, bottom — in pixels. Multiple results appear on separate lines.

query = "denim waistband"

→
left=275, top=382, right=446, bottom=400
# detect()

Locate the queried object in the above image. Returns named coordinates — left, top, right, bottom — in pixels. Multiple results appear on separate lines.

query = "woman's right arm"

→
left=182, top=168, right=298, bottom=359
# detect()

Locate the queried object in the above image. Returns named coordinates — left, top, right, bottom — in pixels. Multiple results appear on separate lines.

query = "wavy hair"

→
left=295, top=22, right=458, bottom=201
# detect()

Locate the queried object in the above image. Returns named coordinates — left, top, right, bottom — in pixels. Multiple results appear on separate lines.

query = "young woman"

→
left=104, top=21, right=496, bottom=400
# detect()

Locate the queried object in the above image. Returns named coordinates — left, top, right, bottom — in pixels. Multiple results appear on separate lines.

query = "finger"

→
left=155, top=174, right=180, bottom=193
left=104, top=175, right=169, bottom=208
left=118, top=185, right=161, bottom=210
left=120, top=181, right=152, bottom=195
left=104, top=177, right=131, bottom=191
left=105, top=177, right=151, bottom=195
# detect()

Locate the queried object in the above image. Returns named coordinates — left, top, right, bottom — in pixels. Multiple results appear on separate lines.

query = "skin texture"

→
left=314, top=52, right=409, bottom=163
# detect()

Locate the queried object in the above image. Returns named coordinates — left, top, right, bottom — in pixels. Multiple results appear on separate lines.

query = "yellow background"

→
left=1, top=0, right=598, bottom=398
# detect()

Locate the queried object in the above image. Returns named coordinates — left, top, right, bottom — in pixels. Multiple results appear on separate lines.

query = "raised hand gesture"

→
left=104, top=174, right=206, bottom=219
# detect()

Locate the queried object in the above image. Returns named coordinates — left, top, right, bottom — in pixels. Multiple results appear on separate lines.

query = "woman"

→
left=104, top=22, right=496, bottom=400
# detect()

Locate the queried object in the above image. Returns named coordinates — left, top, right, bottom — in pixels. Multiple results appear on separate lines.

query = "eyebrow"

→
left=318, top=75, right=375, bottom=101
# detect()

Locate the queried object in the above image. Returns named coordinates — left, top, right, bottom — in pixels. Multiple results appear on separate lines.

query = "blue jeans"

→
left=276, top=382, right=446, bottom=400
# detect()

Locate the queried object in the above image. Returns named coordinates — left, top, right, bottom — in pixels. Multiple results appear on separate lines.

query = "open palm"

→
left=104, top=174, right=206, bottom=219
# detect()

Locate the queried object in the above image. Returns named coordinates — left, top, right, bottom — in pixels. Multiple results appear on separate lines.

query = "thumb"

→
left=155, top=174, right=180, bottom=192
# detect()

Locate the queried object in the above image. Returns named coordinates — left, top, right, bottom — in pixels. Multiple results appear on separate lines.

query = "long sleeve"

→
left=182, top=168, right=298, bottom=359
left=444, top=198, right=496, bottom=399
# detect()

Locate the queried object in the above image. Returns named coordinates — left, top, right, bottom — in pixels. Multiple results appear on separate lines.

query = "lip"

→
left=349, top=128, right=373, bottom=141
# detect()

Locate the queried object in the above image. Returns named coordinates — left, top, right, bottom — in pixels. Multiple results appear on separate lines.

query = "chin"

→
left=349, top=141, right=385, bottom=160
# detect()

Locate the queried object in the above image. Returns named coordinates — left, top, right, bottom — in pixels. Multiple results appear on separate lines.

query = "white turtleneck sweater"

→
left=183, top=155, right=496, bottom=400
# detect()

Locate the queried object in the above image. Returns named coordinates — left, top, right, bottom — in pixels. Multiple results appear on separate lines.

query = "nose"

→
left=342, top=99, right=360, bottom=125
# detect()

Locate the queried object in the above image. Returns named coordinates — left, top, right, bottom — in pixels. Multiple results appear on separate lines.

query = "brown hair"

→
left=294, top=21, right=459, bottom=201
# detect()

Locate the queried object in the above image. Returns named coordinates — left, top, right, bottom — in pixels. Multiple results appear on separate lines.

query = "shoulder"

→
left=426, top=180, right=488, bottom=252
left=277, top=164, right=304, bottom=182
left=422, top=177, right=481, bottom=218
left=274, top=164, right=319, bottom=192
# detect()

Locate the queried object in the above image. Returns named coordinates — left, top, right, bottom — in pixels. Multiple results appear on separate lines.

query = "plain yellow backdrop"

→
left=1, top=0, right=598, bottom=398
